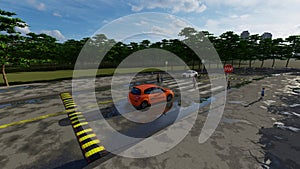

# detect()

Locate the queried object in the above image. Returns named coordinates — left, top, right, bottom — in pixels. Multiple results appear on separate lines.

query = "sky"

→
left=1, top=0, right=300, bottom=42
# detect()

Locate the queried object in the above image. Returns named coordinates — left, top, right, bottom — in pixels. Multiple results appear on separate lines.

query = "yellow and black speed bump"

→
left=60, top=92, right=108, bottom=163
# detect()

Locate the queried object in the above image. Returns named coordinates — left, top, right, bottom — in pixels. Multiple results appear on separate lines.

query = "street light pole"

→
left=165, top=61, right=168, bottom=72
left=202, top=60, right=205, bottom=73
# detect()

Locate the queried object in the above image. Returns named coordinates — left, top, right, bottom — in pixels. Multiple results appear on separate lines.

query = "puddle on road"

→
left=263, top=100, right=276, bottom=106
left=228, top=101, right=243, bottom=104
left=0, top=98, right=42, bottom=109
left=289, top=104, right=300, bottom=108
left=0, top=85, right=31, bottom=93
left=292, top=88, right=300, bottom=94
left=0, top=103, right=12, bottom=109
left=221, top=117, right=252, bottom=125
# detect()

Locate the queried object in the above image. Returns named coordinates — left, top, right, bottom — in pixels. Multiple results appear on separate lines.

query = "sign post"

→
left=202, top=60, right=205, bottom=73
left=224, top=64, right=233, bottom=89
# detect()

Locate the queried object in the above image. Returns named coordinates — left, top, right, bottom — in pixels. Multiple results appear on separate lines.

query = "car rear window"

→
left=131, top=87, right=141, bottom=95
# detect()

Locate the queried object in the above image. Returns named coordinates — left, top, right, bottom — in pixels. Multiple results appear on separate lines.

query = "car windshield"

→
left=131, top=87, right=141, bottom=95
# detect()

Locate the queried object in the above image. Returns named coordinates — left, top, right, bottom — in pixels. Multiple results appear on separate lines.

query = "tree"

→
left=0, top=10, right=27, bottom=86
left=247, top=34, right=260, bottom=68
left=285, top=35, right=300, bottom=67
left=59, top=39, right=84, bottom=64
left=178, top=27, right=204, bottom=69
left=236, top=39, right=249, bottom=68
left=25, top=33, right=58, bottom=62
left=140, top=40, right=151, bottom=49
left=216, top=31, right=240, bottom=66
left=258, top=38, right=272, bottom=68
left=271, top=38, right=284, bottom=68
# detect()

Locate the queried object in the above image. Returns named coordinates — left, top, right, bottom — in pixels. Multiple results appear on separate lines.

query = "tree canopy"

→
left=1, top=9, right=300, bottom=86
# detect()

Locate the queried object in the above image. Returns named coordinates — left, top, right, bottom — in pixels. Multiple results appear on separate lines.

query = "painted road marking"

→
left=71, top=118, right=85, bottom=124
left=176, top=82, right=203, bottom=91
left=76, top=128, right=93, bottom=136
left=197, top=84, right=211, bottom=90
left=70, top=114, right=84, bottom=121
left=168, top=81, right=192, bottom=88
left=178, top=84, right=194, bottom=90
left=163, top=79, right=185, bottom=84
left=82, top=139, right=101, bottom=149
left=73, top=122, right=88, bottom=128
left=187, top=83, right=211, bottom=92
left=85, top=146, right=105, bottom=158
left=0, top=108, right=76, bottom=129
left=98, top=100, right=113, bottom=104
left=199, top=86, right=224, bottom=95
left=79, top=133, right=96, bottom=142
left=68, top=112, right=82, bottom=117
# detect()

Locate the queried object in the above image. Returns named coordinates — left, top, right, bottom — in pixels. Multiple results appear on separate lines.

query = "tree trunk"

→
left=249, top=59, right=252, bottom=68
left=260, top=60, right=264, bottom=68
left=238, top=59, right=242, bottom=68
left=192, top=59, right=195, bottom=70
left=2, top=64, right=9, bottom=87
left=272, top=58, right=275, bottom=68
left=231, top=59, right=234, bottom=66
left=286, top=58, right=290, bottom=68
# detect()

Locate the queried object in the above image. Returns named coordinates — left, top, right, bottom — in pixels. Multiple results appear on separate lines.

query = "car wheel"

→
left=140, top=101, right=148, bottom=109
left=167, top=95, right=173, bottom=102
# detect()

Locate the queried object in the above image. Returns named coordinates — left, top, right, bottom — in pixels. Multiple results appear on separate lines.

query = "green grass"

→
left=1, top=59, right=299, bottom=86
left=0, top=66, right=188, bottom=86
left=0, top=69, right=114, bottom=85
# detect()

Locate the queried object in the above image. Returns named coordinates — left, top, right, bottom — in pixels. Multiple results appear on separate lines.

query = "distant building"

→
left=241, top=31, right=250, bottom=39
left=261, top=32, right=272, bottom=39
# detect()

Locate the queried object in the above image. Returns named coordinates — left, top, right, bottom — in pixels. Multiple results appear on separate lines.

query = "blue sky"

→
left=1, top=0, right=300, bottom=42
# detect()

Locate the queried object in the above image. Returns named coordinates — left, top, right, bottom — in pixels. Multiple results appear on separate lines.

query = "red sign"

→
left=224, top=64, right=233, bottom=73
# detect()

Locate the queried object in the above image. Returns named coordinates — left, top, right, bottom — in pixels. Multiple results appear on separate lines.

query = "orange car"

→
left=128, top=84, right=174, bottom=109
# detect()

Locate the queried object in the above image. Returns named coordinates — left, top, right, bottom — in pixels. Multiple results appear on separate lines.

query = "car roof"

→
left=133, top=84, right=159, bottom=90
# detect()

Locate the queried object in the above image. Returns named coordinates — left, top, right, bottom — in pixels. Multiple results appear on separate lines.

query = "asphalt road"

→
left=0, top=73, right=228, bottom=169
left=2, top=71, right=279, bottom=169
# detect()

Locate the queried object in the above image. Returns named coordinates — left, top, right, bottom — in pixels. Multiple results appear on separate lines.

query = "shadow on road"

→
left=244, top=97, right=262, bottom=107
left=53, top=159, right=87, bottom=169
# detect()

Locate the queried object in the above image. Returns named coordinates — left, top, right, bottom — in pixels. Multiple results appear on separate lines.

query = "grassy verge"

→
left=0, top=66, right=189, bottom=86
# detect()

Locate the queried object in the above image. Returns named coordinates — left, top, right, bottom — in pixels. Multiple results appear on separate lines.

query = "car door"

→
left=152, top=87, right=165, bottom=103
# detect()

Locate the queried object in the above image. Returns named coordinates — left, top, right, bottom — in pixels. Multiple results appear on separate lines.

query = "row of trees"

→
left=1, top=9, right=300, bottom=86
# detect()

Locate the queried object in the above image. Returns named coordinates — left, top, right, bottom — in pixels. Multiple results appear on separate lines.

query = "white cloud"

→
left=129, top=0, right=207, bottom=13
left=102, top=20, right=110, bottom=24
left=15, top=26, right=31, bottom=35
left=40, top=30, right=66, bottom=41
left=26, top=0, right=46, bottom=11
left=53, top=12, right=62, bottom=17
left=134, top=20, right=148, bottom=26
left=198, top=0, right=300, bottom=38
left=150, top=15, right=193, bottom=37
left=202, top=0, right=260, bottom=8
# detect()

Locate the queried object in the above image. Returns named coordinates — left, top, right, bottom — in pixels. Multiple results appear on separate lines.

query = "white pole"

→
left=165, top=61, right=168, bottom=72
